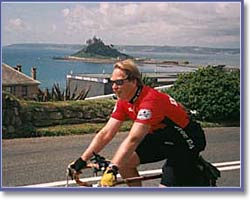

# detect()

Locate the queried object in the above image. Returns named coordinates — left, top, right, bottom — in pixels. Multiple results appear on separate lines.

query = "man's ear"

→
left=132, top=79, right=137, bottom=85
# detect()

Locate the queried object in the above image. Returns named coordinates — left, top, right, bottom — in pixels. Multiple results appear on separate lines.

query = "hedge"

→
left=166, top=66, right=240, bottom=123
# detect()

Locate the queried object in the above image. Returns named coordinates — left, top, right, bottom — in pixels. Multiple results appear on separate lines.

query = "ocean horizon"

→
left=2, top=43, right=240, bottom=90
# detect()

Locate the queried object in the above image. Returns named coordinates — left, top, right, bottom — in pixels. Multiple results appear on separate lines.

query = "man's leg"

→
left=122, top=128, right=172, bottom=187
left=161, top=150, right=200, bottom=187
left=118, top=151, right=142, bottom=187
left=160, top=160, right=176, bottom=187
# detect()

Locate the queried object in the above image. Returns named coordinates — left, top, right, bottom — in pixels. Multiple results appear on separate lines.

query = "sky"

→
left=1, top=1, right=241, bottom=48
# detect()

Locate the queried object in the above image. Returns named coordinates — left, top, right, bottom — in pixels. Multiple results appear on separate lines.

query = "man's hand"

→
left=67, top=157, right=87, bottom=180
left=100, top=164, right=119, bottom=187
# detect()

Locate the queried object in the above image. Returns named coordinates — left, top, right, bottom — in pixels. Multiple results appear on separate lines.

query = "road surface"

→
left=1, top=127, right=241, bottom=188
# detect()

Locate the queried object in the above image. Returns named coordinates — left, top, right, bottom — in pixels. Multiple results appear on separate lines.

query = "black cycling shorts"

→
left=160, top=152, right=200, bottom=186
left=135, top=124, right=203, bottom=186
left=135, top=130, right=169, bottom=164
left=135, top=125, right=188, bottom=164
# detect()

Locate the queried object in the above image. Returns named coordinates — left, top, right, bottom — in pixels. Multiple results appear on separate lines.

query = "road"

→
left=1, top=127, right=241, bottom=188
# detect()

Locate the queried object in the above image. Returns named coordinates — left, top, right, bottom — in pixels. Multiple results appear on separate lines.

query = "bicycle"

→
left=66, top=152, right=220, bottom=187
left=66, top=152, right=162, bottom=187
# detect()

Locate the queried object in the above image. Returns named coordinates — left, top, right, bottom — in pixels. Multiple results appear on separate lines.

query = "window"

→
left=21, top=86, right=28, bottom=97
left=5, top=86, right=16, bottom=95
left=5, top=87, right=11, bottom=93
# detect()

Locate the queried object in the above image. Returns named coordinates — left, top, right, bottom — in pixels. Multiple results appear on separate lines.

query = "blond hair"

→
left=113, top=59, right=143, bottom=87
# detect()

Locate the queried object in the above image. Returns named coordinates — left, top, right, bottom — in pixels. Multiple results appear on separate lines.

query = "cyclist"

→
left=68, top=59, right=207, bottom=187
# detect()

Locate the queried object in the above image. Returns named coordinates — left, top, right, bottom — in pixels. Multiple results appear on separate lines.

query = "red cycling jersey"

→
left=111, top=86, right=190, bottom=132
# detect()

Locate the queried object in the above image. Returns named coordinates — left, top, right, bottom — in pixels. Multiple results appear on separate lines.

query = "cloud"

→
left=52, top=24, right=57, bottom=32
left=2, top=2, right=240, bottom=47
left=60, top=2, right=240, bottom=47
left=6, top=18, right=28, bottom=32
left=62, top=8, right=70, bottom=17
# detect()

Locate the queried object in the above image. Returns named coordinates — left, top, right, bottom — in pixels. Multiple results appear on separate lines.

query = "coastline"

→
left=53, top=55, right=184, bottom=66
left=53, top=56, right=117, bottom=64
left=53, top=56, right=238, bottom=70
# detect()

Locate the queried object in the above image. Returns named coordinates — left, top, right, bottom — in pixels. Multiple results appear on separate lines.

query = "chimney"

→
left=16, top=64, right=22, bottom=72
left=31, top=67, right=37, bottom=80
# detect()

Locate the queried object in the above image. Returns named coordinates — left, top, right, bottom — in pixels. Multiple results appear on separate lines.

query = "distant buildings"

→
left=66, top=73, right=113, bottom=98
left=66, top=72, right=177, bottom=98
left=1, top=62, right=178, bottom=100
left=2, top=63, right=40, bottom=99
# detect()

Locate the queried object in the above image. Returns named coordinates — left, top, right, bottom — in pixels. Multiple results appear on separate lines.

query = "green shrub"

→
left=165, top=67, right=240, bottom=123
left=142, top=74, right=157, bottom=87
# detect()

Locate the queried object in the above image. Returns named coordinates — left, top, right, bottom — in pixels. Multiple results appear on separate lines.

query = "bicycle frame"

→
left=66, top=153, right=162, bottom=187
left=66, top=153, right=220, bottom=187
left=67, top=163, right=162, bottom=187
left=74, top=172, right=162, bottom=187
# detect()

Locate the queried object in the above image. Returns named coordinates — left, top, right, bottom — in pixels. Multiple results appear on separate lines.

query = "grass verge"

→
left=36, top=121, right=133, bottom=137
left=34, top=120, right=233, bottom=137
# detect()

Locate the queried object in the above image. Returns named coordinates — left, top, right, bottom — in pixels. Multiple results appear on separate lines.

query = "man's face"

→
left=110, top=68, right=136, bottom=100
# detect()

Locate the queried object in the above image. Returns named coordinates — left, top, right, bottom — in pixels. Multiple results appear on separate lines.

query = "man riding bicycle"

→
left=68, top=59, right=209, bottom=187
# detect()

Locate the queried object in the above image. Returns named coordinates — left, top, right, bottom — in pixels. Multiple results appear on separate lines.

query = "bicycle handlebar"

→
left=66, top=153, right=162, bottom=187
left=72, top=166, right=162, bottom=187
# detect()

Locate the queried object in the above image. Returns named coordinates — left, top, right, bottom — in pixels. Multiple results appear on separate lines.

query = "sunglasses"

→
left=110, top=77, right=129, bottom=86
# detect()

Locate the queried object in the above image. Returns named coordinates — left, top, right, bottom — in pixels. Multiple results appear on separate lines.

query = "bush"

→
left=166, top=67, right=240, bottom=123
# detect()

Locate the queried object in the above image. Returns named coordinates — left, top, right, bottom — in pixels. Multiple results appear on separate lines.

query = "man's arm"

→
left=111, top=122, right=150, bottom=168
left=80, top=117, right=123, bottom=161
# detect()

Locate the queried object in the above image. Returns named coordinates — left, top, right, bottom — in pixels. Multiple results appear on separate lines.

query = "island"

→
left=53, top=36, right=132, bottom=63
left=53, top=36, right=183, bottom=65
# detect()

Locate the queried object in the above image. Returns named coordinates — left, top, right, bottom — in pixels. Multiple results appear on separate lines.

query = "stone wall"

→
left=2, top=92, right=115, bottom=138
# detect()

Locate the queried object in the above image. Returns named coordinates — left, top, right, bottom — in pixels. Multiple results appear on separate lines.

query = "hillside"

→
left=71, top=36, right=132, bottom=59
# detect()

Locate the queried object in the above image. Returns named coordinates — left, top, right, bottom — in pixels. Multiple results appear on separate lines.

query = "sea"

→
left=2, top=44, right=240, bottom=90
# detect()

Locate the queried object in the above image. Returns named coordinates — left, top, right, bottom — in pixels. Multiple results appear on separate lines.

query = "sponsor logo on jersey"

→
left=137, top=109, right=152, bottom=120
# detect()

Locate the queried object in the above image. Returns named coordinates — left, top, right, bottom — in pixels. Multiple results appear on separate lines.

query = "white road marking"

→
left=217, top=165, right=241, bottom=171
left=213, top=160, right=240, bottom=167
left=22, top=160, right=241, bottom=187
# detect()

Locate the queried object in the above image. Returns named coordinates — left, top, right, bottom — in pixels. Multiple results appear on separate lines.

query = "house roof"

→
left=2, top=63, right=40, bottom=86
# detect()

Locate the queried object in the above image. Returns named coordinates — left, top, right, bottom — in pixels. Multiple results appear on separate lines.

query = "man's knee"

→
left=120, top=152, right=140, bottom=169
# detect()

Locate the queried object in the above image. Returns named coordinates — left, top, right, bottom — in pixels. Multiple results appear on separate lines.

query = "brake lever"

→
left=66, top=153, right=109, bottom=187
left=91, top=152, right=110, bottom=175
left=66, top=167, right=82, bottom=187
